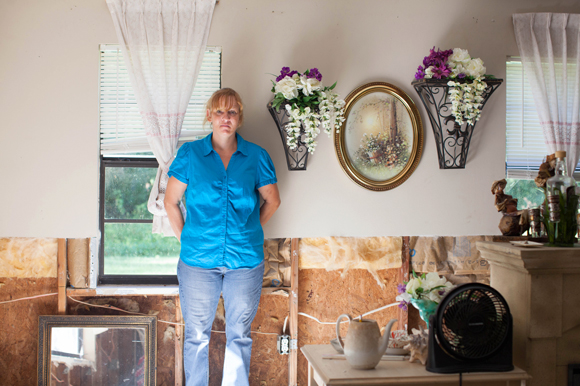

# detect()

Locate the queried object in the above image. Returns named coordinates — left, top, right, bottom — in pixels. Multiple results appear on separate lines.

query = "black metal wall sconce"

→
left=412, top=78, right=503, bottom=169
left=268, top=102, right=309, bottom=171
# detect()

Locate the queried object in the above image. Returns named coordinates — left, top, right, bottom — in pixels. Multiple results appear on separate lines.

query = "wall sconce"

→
left=412, top=78, right=503, bottom=169
left=268, top=102, right=309, bottom=171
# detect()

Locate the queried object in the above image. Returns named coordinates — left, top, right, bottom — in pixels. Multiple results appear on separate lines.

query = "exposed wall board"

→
left=68, top=238, right=90, bottom=288
left=297, top=268, right=400, bottom=386
left=263, top=238, right=291, bottom=287
left=0, top=277, right=58, bottom=385
left=409, top=235, right=527, bottom=279
left=0, top=238, right=57, bottom=277
left=299, top=237, right=402, bottom=288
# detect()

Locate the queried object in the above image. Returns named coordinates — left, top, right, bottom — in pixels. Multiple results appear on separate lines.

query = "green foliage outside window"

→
left=504, top=179, right=545, bottom=210
left=105, top=167, right=155, bottom=220
left=103, top=164, right=180, bottom=276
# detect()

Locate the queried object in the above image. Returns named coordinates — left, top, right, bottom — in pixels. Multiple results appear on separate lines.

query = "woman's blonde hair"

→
left=204, top=88, right=244, bottom=127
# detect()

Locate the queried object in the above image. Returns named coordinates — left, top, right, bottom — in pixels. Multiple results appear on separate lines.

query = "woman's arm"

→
left=258, top=183, right=281, bottom=226
left=164, top=176, right=188, bottom=241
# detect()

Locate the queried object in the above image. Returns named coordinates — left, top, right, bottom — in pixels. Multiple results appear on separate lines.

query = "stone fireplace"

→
left=477, top=242, right=580, bottom=386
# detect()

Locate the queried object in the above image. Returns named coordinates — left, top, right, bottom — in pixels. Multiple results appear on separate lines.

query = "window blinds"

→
left=506, top=57, right=580, bottom=179
left=99, top=44, right=221, bottom=156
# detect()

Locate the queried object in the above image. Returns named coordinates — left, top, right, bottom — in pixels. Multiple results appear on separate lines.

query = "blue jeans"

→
left=177, top=258, right=264, bottom=386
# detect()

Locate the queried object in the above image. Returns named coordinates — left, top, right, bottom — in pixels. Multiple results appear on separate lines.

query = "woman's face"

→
left=207, top=98, right=241, bottom=137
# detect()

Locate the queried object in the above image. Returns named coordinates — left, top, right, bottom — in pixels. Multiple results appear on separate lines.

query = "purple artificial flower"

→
left=422, top=47, right=453, bottom=69
left=276, top=67, right=293, bottom=82
left=288, top=70, right=298, bottom=77
left=307, top=68, right=323, bottom=81
left=397, top=283, right=406, bottom=294
left=415, top=65, right=425, bottom=80
left=457, top=72, right=466, bottom=79
left=431, top=60, right=451, bottom=79
left=398, top=301, right=409, bottom=311
left=438, top=290, right=445, bottom=296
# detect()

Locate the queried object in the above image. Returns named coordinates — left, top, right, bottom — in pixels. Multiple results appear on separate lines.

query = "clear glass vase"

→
left=410, top=298, right=438, bottom=328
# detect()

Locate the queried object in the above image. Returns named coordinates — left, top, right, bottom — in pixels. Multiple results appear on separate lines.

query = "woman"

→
left=164, top=88, right=281, bottom=386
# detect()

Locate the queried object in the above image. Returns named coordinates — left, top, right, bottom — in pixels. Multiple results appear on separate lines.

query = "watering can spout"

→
left=379, top=319, right=398, bottom=355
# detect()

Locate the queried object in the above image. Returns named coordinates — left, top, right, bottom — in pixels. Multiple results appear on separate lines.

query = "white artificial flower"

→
left=448, top=78, right=486, bottom=126
left=450, top=63, right=466, bottom=78
left=449, top=48, right=471, bottom=65
left=275, top=77, right=299, bottom=100
left=299, top=75, right=322, bottom=96
left=275, top=70, right=345, bottom=154
left=424, top=67, right=434, bottom=79
left=425, top=291, right=442, bottom=303
left=466, top=58, right=486, bottom=77
left=405, top=278, right=422, bottom=298
left=396, top=292, right=411, bottom=303
left=423, top=272, right=446, bottom=291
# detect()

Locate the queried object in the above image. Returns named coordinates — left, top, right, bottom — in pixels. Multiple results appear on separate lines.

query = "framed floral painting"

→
left=334, top=82, right=423, bottom=191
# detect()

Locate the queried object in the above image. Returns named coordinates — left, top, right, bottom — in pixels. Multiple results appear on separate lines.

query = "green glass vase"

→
left=543, top=192, right=579, bottom=247
left=410, top=298, right=438, bottom=328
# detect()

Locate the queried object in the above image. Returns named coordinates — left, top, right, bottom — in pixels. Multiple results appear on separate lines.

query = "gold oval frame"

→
left=334, top=82, right=424, bottom=191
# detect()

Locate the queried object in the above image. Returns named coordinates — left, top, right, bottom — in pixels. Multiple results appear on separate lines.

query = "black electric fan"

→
left=426, top=283, right=514, bottom=374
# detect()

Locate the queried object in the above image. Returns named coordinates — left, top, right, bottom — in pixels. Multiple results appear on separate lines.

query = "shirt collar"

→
left=202, top=133, right=248, bottom=157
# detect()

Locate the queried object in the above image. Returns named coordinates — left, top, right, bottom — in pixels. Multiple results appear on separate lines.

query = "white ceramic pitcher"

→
left=336, top=315, right=398, bottom=370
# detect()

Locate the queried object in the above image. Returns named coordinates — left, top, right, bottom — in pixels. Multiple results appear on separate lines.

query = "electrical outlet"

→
left=277, top=335, right=290, bottom=355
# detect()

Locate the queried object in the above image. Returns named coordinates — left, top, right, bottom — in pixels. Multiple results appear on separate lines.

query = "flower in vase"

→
left=274, top=76, right=299, bottom=100
left=465, top=57, right=486, bottom=78
left=271, top=67, right=345, bottom=154
left=396, top=271, right=455, bottom=310
left=414, top=47, right=495, bottom=126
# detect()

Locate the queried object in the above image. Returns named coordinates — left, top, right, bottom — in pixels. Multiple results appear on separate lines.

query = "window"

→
left=505, top=57, right=579, bottom=209
left=99, top=45, right=221, bottom=285
left=504, top=57, right=547, bottom=209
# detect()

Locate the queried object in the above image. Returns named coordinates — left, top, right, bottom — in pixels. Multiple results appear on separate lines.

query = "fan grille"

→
left=437, top=286, right=510, bottom=360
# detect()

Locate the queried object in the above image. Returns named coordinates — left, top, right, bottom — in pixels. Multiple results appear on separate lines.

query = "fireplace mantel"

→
left=477, top=241, right=580, bottom=386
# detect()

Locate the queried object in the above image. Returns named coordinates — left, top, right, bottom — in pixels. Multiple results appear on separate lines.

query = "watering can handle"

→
left=335, top=314, right=352, bottom=350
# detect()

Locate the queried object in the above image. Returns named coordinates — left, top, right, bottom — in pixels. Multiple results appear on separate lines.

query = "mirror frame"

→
left=37, top=315, right=156, bottom=386
left=334, top=82, right=424, bottom=191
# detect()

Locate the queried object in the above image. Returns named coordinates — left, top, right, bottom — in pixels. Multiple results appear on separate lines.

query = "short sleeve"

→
left=168, top=144, right=190, bottom=184
left=256, top=148, right=277, bottom=189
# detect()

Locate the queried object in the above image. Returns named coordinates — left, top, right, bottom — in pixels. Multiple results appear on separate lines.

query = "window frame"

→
left=98, top=156, right=179, bottom=285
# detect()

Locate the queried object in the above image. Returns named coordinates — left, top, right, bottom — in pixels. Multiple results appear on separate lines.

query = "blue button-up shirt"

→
left=168, top=133, right=277, bottom=269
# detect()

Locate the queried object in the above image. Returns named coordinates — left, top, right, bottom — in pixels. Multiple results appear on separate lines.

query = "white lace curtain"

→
left=107, top=0, right=216, bottom=236
left=513, top=13, right=580, bottom=175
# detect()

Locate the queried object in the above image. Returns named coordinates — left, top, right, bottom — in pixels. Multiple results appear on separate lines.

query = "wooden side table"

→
left=301, top=345, right=531, bottom=386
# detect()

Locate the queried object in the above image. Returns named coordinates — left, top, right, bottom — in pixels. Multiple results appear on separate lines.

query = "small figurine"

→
left=491, top=179, right=530, bottom=236
left=491, top=179, right=518, bottom=213
left=535, top=154, right=556, bottom=188
left=400, top=326, right=429, bottom=365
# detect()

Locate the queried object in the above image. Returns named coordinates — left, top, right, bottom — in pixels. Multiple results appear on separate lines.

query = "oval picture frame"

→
left=335, top=82, right=424, bottom=191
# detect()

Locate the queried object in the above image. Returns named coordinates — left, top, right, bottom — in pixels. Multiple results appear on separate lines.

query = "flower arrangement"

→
left=414, top=47, right=494, bottom=126
left=271, top=67, right=345, bottom=153
left=396, top=271, right=455, bottom=311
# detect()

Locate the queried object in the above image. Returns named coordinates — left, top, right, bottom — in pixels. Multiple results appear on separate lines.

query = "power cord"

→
left=282, top=302, right=400, bottom=334
left=1, top=293, right=400, bottom=337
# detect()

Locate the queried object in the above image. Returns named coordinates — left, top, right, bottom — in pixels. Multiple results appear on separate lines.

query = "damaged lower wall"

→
left=0, top=235, right=514, bottom=386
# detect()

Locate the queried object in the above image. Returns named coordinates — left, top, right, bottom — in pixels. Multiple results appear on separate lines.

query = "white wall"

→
left=1, top=0, right=579, bottom=238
